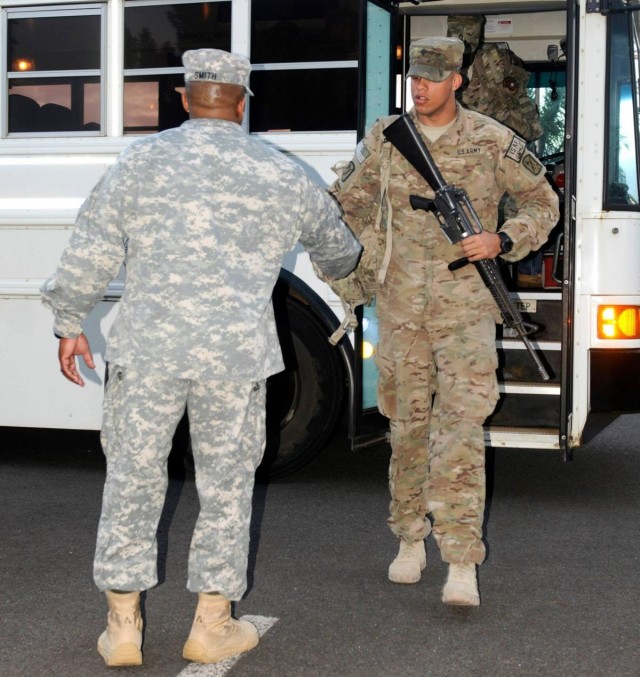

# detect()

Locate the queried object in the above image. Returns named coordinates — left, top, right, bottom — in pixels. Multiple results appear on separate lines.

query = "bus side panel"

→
left=0, top=298, right=117, bottom=430
left=590, top=348, right=640, bottom=412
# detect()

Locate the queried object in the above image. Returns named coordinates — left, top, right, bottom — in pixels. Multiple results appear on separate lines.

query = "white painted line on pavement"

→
left=177, top=615, right=279, bottom=676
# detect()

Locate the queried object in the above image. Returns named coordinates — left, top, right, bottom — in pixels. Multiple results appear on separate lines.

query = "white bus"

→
left=1, top=0, right=639, bottom=475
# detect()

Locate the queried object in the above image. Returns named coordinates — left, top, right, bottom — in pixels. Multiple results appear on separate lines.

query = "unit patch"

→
left=334, top=139, right=371, bottom=187
left=505, top=135, right=526, bottom=163
left=339, top=160, right=356, bottom=183
left=522, top=153, right=543, bottom=176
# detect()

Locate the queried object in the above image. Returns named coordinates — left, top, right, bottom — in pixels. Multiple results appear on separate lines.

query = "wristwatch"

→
left=498, top=231, right=514, bottom=254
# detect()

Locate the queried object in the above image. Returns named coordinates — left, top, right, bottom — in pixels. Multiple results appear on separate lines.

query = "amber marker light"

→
left=597, top=305, right=640, bottom=339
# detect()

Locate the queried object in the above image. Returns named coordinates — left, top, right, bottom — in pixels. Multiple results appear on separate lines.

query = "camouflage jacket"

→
left=330, top=104, right=559, bottom=323
left=42, top=117, right=361, bottom=381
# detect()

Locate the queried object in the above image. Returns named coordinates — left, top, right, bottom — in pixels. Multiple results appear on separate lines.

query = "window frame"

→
left=2, top=3, right=106, bottom=138
left=603, top=10, right=640, bottom=210
left=122, top=0, right=232, bottom=135
left=248, top=0, right=359, bottom=133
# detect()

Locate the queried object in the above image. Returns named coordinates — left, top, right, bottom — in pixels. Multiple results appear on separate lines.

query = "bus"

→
left=1, top=0, right=639, bottom=475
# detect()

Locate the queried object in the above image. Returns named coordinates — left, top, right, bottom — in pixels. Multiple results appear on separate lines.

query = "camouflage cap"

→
left=407, top=37, right=464, bottom=82
left=182, top=48, right=254, bottom=96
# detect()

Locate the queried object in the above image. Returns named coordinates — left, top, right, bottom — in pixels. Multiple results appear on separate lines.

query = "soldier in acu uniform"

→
left=41, top=48, right=361, bottom=666
left=330, top=37, right=558, bottom=606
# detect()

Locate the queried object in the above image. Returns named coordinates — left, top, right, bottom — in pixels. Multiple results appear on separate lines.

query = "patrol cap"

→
left=407, top=37, right=465, bottom=82
left=182, top=48, right=254, bottom=96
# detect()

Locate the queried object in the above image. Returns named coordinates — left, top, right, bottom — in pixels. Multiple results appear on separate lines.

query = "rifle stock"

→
left=382, top=114, right=550, bottom=382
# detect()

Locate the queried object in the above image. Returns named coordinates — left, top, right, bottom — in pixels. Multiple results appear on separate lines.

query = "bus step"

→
left=498, top=381, right=561, bottom=395
left=484, top=426, right=560, bottom=449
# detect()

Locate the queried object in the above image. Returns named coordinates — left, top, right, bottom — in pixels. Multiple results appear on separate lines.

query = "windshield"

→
left=604, top=11, right=640, bottom=208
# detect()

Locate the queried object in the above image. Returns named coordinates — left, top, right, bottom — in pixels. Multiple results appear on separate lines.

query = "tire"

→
left=258, top=294, right=346, bottom=479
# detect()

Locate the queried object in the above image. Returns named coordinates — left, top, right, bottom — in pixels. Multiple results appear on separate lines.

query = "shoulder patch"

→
left=505, top=135, right=526, bottom=163
left=522, top=152, right=543, bottom=176
left=339, top=160, right=356, bottom=183
left=334, top=138, right=372, bottom=188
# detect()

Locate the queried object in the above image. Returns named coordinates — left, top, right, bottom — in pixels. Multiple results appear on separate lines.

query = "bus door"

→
left=480, top=1, right=577, bottom=458
left=354, top=1, right=576, bottom=454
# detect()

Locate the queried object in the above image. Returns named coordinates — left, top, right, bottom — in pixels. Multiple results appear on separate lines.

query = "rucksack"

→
left=319, top=115, right=399, bottom=343
left=462, top=42, right=544, bottom=142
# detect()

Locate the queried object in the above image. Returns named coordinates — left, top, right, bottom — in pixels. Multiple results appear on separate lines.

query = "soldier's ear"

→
left=181, top=91, right=190, bottom=114
left=236, top=96, right=247, bottom=123
left=451, top=72, right=464, bottom=92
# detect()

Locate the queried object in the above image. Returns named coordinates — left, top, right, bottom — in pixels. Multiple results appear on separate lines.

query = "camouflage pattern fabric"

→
left=183, top=48, right=253, bottom=94
left=42, top=114, right=361, bottom=598
left=94, top=366, right=266, bottom=600
left=41, top=117, right=361, bottom=382
left=324, top=114, right=399, bottom=310
left=446, top=15, right=484, bottom=56
left=369, top=105, right=557, bottom=320
left=407, top=37, right=465, bottom=82
left=378, top=308, right=498, bottom=563
left=447, top=16, right=544, bottom=142
left=462, top=43, right=544, bottom=142
left=335, top=105, right=558, bottom=564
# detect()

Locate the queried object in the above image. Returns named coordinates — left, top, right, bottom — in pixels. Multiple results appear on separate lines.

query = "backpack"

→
left=462, top=42, right=544, bottom=142
left=319, top=115, right=399, bottom=343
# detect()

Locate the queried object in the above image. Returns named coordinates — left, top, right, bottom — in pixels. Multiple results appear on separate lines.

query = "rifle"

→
left=382, top=114, right=550, bottom=381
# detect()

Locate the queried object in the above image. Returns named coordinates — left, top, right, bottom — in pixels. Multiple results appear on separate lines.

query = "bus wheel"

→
left=259, top=296, right=345, bottom=480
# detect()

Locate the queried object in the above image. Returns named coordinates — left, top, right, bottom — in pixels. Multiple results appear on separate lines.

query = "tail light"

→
left=597, top=305, right=640, bottom=339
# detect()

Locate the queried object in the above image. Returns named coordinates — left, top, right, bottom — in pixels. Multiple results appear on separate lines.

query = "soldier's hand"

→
left=58, top=333, right=95, bottom=387
left=460, top=231, right=501, bottom=262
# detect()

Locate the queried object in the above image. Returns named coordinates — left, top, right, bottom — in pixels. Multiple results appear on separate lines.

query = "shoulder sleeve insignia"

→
left=505, top=135, right=526, bottom=163
left=522, top=152, right=543, bottom=176
left=340, top=160, right=356, bottom=183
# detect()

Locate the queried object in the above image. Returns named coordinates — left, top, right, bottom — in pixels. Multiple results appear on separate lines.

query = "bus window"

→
left=604, top=11, right=640, bottom=208
left=5, top=6, right=103, bottom=136
left=249, top=0, right=359, bottom=132
left=123, top=0, right=231, bottom=134
left=528, top=69, right=566, bottom=161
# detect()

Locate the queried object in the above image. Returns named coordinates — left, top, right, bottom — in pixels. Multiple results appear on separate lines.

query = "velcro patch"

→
left=340, top=161, right=356, bottom=183
left=522, top=153, right=543, bottom=176
left=505, top=135, right=526, bottom=163
left=355, top=139, right=370, bottom=164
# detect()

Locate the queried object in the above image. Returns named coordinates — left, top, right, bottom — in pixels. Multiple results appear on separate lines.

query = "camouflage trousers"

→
left=93, top=365, right=266, bottom=601
left=376, top=314, right=499, bottom=564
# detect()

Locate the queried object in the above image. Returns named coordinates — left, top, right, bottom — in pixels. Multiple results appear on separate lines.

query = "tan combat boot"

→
left=182, top=593, right=259, bottom=663
left=388, top=540, right=427, bottom=584
left=97, top=590, right=143, bottom=666
left=442, top=563, right=480, bottom=606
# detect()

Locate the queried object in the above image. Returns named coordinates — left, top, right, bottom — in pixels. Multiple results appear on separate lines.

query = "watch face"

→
left=500, top=232, right=513, bottom=253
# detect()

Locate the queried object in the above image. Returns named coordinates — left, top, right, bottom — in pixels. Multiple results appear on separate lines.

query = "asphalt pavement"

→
left=2, top=414, right=640, bottom=677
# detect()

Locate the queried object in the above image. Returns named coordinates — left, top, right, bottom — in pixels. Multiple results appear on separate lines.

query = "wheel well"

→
left=275, top=269, right=355, bottom=388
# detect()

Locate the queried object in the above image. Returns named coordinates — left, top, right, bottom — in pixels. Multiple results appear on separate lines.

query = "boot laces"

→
left=448, top=563, right=475, bottom=584
left=397, top=541, right=422, bottom=561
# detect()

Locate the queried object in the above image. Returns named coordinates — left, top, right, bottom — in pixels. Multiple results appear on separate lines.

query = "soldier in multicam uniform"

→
left=41, top=48, right=361, bottom=666
left=331, top=37, right=558, bottom=606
